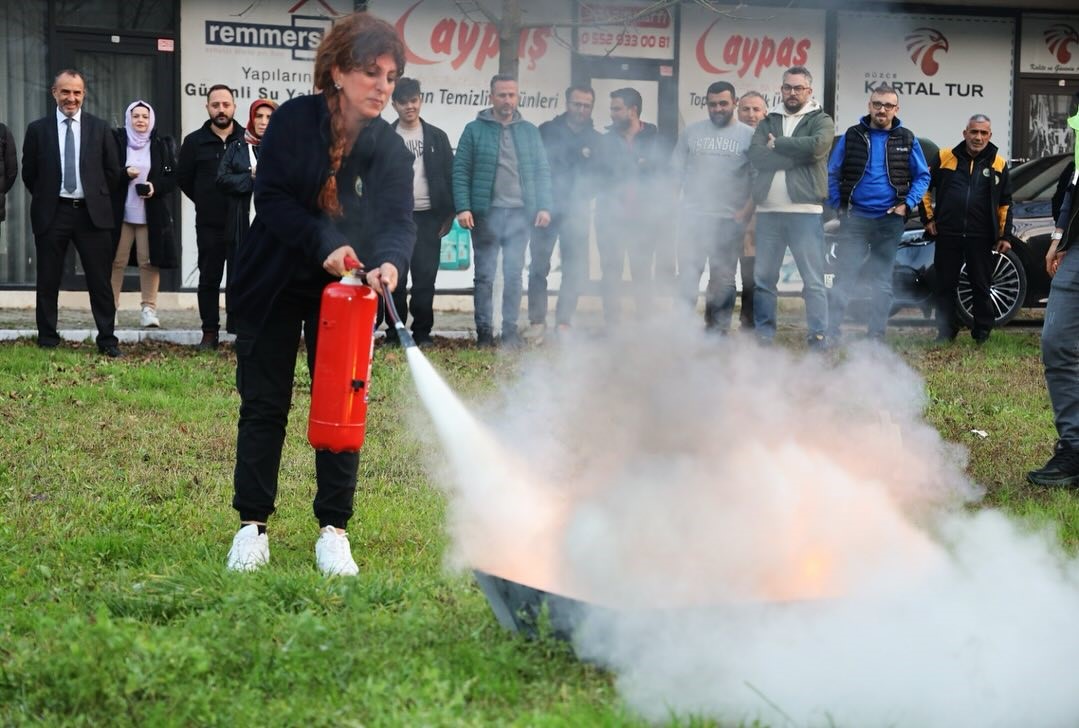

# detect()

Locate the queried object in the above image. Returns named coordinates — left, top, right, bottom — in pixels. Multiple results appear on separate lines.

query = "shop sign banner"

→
left=383, top=0, right=571, bottom=143
left=1021, top=14, right=1079, bottom=75
left=678, top=5, right=826, bottom=126
left=179, top=0, right=343, bottom=287
left=576, top=2, right=674, bottom=60
left=179, top=0, right=571, bottom=289
left=835, top=13, right=1014, bottom=158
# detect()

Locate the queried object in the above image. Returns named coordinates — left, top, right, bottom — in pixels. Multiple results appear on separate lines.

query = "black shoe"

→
left=383, top=330, right=401, bottom=347
left=412, top=333, right=433, bottom=347
left=500, top=332, right=524, bottom=350
left=196, top=332, right=219, bottom=351
left=476, top=331, right=496, bottom=348
left=972, top=330, right=991, bottom=345
left=1027, top=443, right=1079, bottom=487
left=98, top=344, right=123, bottom=358
left=37, top=339, right=60, bottom=350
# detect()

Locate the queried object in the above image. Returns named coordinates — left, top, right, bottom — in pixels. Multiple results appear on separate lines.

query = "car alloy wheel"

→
left=955, top=248, right=1027, bottom=328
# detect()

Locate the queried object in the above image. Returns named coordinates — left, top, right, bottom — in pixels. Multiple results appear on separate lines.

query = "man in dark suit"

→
left=22, top=69, right=124, bottom=356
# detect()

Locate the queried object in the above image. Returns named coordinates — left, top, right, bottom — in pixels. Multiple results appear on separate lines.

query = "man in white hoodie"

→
left=747, top=66, right=835, bottom=348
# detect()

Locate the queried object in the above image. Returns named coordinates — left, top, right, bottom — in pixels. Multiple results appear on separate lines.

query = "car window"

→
left=1011, top=155, right=1069, bottom=201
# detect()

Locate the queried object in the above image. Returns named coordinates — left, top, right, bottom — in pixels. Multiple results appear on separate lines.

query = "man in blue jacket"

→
left=453, top=74, right=552, bottom=348
left=826, top=84, right=930, bottom=343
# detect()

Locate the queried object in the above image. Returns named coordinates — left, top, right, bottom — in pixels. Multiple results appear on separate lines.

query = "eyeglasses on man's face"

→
left=780, top=84, right=809, bottom=94
left=871, top=100, right=898, bottom=111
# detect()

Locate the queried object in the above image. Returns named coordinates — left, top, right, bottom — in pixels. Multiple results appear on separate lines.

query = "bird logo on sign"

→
left=1045, top=24, right=1079, bottom=64
left=905, top=27, right=949, bottom=77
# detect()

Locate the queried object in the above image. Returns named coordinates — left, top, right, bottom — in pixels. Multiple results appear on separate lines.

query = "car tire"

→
left=955, top=248, right=1027, bottom=328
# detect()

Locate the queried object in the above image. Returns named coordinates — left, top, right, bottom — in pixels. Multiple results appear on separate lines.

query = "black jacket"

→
left=594, top=122, right=671, bottom=218
left=920, top=141, right=1013, bottom=241
left=1054, top=161, right=1078, bottom=252
left=110, top=129, right=179, bottom=269
left=177, top=118, right=244, bottom=227
left=0, top=123, right=17, bottom=222
left=390, top=117, right=454, bottom=222
left=216, top=139, right=261, bottom=249
left=22, top=110, right=124, bottom=234
left=231, top=94, right=416, bottom=336
left=538, top=112, right=602, bottom=213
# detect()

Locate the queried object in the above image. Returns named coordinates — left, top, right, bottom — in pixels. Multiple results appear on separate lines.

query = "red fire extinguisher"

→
left=307, top=257, right=378, bottom=453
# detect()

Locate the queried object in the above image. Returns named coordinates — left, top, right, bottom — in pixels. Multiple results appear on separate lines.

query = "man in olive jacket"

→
left=747, top=66, right=834, bottom=348
left=453, top=74, right=552, bottom=347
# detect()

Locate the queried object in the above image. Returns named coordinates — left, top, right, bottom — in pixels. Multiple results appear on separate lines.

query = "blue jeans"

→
left=678, top=211, right=745, bottom=331
left=527, top=202, right=590, bottom=326
left=472, top=207, right=531, bottom=336
left=752, top=212, right=827, bottom=341
left=827, top=213, right=904, bottom=339
left=1042, top=250, right=1079, bottom=449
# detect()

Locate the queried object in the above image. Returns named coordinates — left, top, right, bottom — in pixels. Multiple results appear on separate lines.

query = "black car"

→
left=824, top=153, right=1070, bottom=327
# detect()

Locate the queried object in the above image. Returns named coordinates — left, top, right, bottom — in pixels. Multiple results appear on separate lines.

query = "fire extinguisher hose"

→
left=380, top=285, right=416, bottom=348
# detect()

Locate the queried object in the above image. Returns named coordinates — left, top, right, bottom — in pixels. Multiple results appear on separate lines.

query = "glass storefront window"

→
left=54, top=0, right=175, bottom=33
left=0, top=1, right=47, bottom=286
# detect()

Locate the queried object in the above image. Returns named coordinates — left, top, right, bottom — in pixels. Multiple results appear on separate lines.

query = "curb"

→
left=0, top=329, right=477, bottom=345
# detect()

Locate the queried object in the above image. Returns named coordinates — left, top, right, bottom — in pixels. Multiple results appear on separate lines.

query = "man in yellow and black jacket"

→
left=919, top=114, right=1013, bottom=343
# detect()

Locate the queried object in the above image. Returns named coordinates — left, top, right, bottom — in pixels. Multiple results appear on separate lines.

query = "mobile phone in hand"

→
left=135, top=183, right=151, bottom=196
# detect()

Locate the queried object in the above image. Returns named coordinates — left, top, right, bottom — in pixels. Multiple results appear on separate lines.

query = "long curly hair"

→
left=313, top=12, right=406, bottom=217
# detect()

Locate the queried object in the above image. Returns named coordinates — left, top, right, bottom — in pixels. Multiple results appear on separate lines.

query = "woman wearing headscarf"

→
left=217, top=99, right=277, bottom=253
left=224, top=13, right=415, bottom=576
left=110, top=100, right=178, bottom=328
left=217, top=99, right=278, bottom=334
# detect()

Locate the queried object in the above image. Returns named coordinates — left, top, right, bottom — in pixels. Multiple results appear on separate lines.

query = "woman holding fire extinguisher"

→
left=225, top=12, right=416, bottom=575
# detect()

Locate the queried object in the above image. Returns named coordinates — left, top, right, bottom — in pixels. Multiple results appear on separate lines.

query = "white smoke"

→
left=406, top=324, right=1079, bottom=726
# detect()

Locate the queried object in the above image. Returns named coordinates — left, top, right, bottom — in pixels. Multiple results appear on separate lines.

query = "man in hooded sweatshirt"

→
left=747, top=66, right=834, bottom=348
left=453, top=74, right=552, bottom=348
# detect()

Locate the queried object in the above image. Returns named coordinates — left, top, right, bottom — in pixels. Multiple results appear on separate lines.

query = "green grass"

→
left=0, top=329, right=1075, bottom=726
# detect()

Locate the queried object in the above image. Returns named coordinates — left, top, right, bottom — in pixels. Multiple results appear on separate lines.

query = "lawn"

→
left=0, top=328, right=1075, bottom=726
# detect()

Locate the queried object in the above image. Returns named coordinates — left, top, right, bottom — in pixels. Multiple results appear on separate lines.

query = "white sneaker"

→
left=226, top=524, right=269, bottom=572
left=140, top=305, right=160, bottom=328
left=315, top=526, right=359, bottom=576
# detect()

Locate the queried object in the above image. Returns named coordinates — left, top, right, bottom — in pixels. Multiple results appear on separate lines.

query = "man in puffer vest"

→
left=826, top=84, right=930, bottom=344
left=919, top=114, right=1013, bottom=344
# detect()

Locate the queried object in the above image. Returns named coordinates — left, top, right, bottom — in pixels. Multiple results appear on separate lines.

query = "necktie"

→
left=63, top=118, right=76, bottom=194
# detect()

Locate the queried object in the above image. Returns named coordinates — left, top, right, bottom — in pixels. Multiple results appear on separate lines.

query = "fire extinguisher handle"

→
left=343, top=255, right=363, bottom=272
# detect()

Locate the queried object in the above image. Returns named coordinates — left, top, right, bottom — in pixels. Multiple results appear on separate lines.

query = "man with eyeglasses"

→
left=919, top=114, right=1012, bottom=344
left=672, top=81, right=755, bottom=332
left=747, top=66, right=835, bottom=349
left=528, top=85, right=602, bottom=339
left=826, top=84, right=930, bottom=344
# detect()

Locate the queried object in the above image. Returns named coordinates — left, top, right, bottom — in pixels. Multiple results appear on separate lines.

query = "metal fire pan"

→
left=473, top=570, right=599, bottom=641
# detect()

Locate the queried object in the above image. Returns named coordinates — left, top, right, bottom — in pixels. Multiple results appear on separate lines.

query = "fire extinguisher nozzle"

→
left=396, top=323, right=417, bottom=349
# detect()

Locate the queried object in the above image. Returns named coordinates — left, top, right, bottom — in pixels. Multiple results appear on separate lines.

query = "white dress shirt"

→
left=56, top=107, right=84, bottom=199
